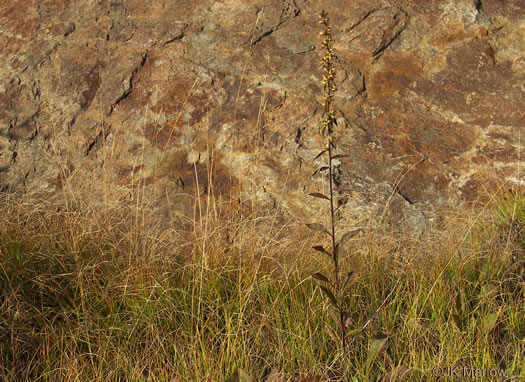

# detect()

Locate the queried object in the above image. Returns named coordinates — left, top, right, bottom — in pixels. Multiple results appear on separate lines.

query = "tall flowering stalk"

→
left=319, top=10, right=337, bottom=139
left=306, top=10, right=361, bottom=352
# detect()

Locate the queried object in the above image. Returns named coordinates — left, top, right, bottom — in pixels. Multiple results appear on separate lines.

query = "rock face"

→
left=1, top=0, right=524, bottom=234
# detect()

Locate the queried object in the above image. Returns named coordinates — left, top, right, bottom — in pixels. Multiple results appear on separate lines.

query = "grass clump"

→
left=0, top=189, right=524, bottom=380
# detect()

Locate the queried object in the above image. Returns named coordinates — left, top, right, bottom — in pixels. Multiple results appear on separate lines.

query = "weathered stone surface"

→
left=0, top=0, right=524, bottom=235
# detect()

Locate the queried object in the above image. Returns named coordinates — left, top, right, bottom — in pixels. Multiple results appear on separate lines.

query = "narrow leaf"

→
left=314, top=149, right=328, bottom=161
left=319, top=285, right=338, bottom=308
left=346, top=327, right=363, bottom=336
left=332, top=154, right=350, bottom=160
left=319, top=166, right=331, bottom=172
left=365, top=333, right=388, bottom=370
left=339, top=229, right=362, bottom=247
left=344, top=314, right=354, bottom=329
left=482, top=313, right=499, bottom=333
left=479, top=283, right=498, bottom=299
left=305, top=223, right=330, bottom=236
left=312, top=272, right=329, bottom=283
left=309, top=192, right=330, bottom=201
left=455, top=293, right=463, bottom=314
left=330, top=140, right=337, bottom=150
left=451, top=314, right=464, bottom=331
left=312, top=245, right=332, bottom=257
left=227, top=368, right=253, bottom=382
left=342, top=271, right=355, bottom=291
left=328, top=307, right=340, bottom=328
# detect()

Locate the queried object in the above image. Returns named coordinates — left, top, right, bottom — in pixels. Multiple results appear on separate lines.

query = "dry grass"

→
left=0, top=184, right=523, bottom=381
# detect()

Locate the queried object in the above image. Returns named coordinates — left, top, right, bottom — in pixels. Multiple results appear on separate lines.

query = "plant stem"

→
left=329, top=140, right=346, bottom=351
left=319, top=9, right=346, bottom=352
left=328, top=144, right=338, bottom=289
left=328, top=142, right=346, bottom=351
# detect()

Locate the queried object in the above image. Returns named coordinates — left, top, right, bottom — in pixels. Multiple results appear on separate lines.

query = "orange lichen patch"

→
left=0, top=35, right=25, bottom=57
left=369, top=53, right=423, bottom=99
left=479, top=144, right=518, bottom=162
left=430, top=23, right=468, bottom=47
left=150, top=83, right=189, bottom=116
left=395, top=160, right=450, bottom=203
left=151, top=88, right=210, bottom=127
left=144, top=119, right=183, bottom=150
left=151, top=83, right=189, bottom=114
left=0, top=6, right=40, bottom=39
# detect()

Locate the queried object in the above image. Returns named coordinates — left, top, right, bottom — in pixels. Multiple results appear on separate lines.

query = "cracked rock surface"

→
left=0, top=0, right=524, bottom=235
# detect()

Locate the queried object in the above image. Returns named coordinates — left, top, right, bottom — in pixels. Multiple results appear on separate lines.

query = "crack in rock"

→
left=394, top=184, right=415, bottom=205
left=251, top=0, right=300, bottom=46
left=85, top=129, right=110, bottom=156
left=474, top=0, right=483, bottom=12
left=339, top=7, right=408, bottom=59
left=109, top=52, right=147, bottom=115
left=163, top=24, right=187, bottom=45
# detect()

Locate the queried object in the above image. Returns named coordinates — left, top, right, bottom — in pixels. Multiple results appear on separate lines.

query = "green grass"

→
left=0, top=190, right=523, bottom=381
